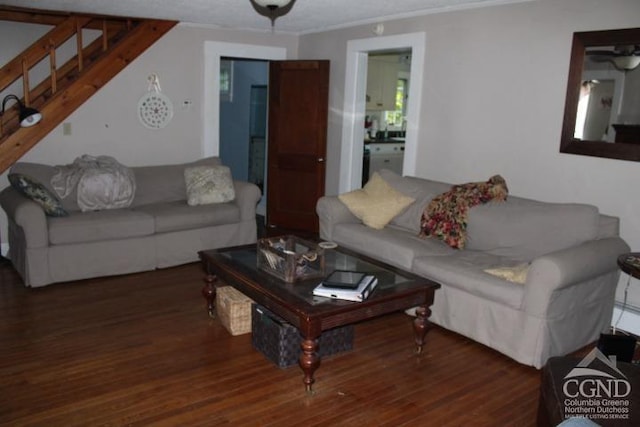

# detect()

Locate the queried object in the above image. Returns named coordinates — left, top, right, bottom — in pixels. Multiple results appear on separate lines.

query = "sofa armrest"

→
left=233, top=181, right=262, bottom=221
left=0, top=186, right=49, bottom=248
left=316, top=196, right=360, bottom=241
left=523, top=237, right=630, bottom=316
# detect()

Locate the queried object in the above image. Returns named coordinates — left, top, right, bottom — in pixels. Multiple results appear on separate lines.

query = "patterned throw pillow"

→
left=8, top=173, right=69, bottom=217
left=184, top=165, right=236, bottom=206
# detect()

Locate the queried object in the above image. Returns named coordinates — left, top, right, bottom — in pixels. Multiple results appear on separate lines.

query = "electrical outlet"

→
left=63, top=122, right=72, bottom=135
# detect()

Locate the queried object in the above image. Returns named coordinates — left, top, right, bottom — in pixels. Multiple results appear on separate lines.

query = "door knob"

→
left=317, top=158, right=325, bottom=163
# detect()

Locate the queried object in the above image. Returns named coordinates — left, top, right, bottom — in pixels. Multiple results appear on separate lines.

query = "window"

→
left=384, top=78, right=407, bottom=127
left=220, top=59, right=233, bottom=102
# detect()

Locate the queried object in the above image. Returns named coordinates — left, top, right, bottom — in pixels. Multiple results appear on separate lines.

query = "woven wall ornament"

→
left=137, top=74, right=173, bottom=129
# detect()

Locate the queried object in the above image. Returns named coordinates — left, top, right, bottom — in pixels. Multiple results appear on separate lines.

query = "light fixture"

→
left=1, top=94, right=42, bottom=127
left=249, top=0, right=296, bottom=28
left=611, top=55, right=640, bottom=71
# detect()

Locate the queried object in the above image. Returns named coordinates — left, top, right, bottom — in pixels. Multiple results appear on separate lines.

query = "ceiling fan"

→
left=586, top=44, right=640, bottom=70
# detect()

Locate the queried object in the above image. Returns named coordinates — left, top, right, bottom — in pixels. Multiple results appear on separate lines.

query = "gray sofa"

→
left=0, top=157, right=261, bottom=287
left=316, top=169, right=630, bottom=368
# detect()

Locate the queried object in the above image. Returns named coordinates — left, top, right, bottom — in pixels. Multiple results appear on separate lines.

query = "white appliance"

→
left=367, top=143, right=404, bottom=179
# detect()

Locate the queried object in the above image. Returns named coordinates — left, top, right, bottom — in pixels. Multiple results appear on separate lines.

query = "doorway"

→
left=339, top=32, right=426, bottom=193
left=218, top=59, right=269, bottom=215
left=203, top=42, right=287, bottom=217
left=363, top=50, right=411, bottom=186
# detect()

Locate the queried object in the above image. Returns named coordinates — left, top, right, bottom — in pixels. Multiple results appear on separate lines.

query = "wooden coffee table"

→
left=198, top=240, right=440, bottom=393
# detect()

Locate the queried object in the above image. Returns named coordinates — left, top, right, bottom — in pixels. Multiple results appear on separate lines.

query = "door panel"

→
left=267, top=60, right=329, bottom=232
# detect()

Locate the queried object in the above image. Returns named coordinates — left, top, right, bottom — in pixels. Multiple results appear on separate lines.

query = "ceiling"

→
left=0, top=0, right=526, bottom=35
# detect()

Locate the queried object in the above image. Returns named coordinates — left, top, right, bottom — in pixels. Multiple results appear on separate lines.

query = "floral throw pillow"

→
left=184, top=165, right=236, bottom=205
left=8, top=173, right=69, bottom=217
left=419, top=175, right=508, bottom=249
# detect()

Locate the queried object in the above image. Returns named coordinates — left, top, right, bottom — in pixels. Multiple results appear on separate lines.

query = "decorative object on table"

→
left=1, top=94, right=42, bottom=129
left=137, top=73, right=173, bottom=129
left=251, top=304, right=354, bottom=368
left=216, top=286, right=254, bottom=336
left=249, top=0, right=296, bottom=28
left=257, top=235, right=325, bottom=282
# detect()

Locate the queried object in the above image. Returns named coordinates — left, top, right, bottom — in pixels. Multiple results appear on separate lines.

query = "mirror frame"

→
left=560, top=27, right=640, bottom=162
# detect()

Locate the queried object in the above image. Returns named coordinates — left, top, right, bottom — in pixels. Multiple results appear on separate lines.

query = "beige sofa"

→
left=316, top=169, right=630, bottom=368
left=0, top=157, right=261, bottom=287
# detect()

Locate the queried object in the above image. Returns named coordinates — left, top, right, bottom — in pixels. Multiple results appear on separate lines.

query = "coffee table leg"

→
left=300, top=336, right=320, bottom=394
left=413, top=305, right=432, bottom=354
left=202, top=274, right=217, bottom=318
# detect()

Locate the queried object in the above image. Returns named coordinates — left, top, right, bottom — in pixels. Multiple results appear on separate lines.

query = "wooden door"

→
left=266, top=60, right=329, bottom=232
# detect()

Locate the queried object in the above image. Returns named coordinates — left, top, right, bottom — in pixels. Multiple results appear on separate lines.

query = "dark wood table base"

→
left=201, top=274, right=217, bottom=318
left=413, top=305, right=432, bottom=354
left=199, top=244, right=439, bottom=393
left=201, top=276, right=434, bottom=393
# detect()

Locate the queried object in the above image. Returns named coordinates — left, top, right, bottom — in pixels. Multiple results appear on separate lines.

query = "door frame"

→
left=339, top=32, right=426, bottom=193
left=202, top=42, right=287, bottom=158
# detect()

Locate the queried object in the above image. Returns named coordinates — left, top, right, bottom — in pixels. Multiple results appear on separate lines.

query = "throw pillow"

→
left=419, top=175, right=508, bottom=249
left=484, top=263, right=530, bottom=284
left=338, top=172, right=415, bottom=230
left=8, top=173, right=68, bottom=217
left=184, top=165, right=235, bottom=206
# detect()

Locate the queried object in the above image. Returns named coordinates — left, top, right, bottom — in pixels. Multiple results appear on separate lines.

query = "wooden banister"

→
left=0, top=16, right=92, bottom=93
left=0, top=16, right=177, bottom=173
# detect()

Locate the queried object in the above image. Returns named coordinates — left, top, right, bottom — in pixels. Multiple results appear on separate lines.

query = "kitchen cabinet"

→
left=366, top=58, right=398, bottom=111
left=366, top=143, right=404, bottom=181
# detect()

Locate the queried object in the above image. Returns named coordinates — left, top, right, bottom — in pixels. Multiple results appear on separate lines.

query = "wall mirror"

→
left=560, top=28, right=640, bottom=161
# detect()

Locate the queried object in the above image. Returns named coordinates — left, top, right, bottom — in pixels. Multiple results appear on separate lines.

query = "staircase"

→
left=0, top=7, right=177, bottom=173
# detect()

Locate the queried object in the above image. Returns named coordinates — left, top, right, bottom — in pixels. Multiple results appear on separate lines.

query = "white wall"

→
left=297, top=0, right=640, bottom=328
left=0, top=23, right=298, bottom=255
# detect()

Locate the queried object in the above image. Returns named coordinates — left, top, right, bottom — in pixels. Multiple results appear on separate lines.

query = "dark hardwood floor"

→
left=0, top=259, right=544, bottom=426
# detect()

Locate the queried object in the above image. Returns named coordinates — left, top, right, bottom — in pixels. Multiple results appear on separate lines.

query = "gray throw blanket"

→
left=51, top=155, right=136, bottom=212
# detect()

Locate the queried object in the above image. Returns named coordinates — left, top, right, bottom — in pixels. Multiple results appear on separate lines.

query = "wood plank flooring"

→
left=0, top=260, right=544, bottom=426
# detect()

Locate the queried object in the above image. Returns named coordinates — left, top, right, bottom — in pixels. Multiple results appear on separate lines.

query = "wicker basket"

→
left=216, top=286, right=254, bottom=336
left=251, top=304, right=354, bottom=368
left=257, top=235, right=325, bottom=283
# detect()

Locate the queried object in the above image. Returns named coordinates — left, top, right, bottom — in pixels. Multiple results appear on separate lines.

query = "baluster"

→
left=49, top=40, right=57, bottom=94
left=21, top=58, right=30, bottom=106
left=102, top=19, right=108, bottom=51
left=76, top=18, right=84, bottom=72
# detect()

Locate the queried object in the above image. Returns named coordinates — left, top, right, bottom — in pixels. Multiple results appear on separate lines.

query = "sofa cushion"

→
left=332, top=222, right=456, bottom=270
left=135, top=201, right=240, bottom=233
left=338, top=172, right=415, bottom=230
left=378, top=169, right=452, bottom=233
left=466, top=197, right=600, bottom=261
left=184, top=165, right=235, bottom=205
left=48, top=209, right=154, bottom=245
left=412, top=252, right=526, bottom=309
left=8, top=173, right=68, bottom=217
left=131, top=157, right=222, bottom=207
